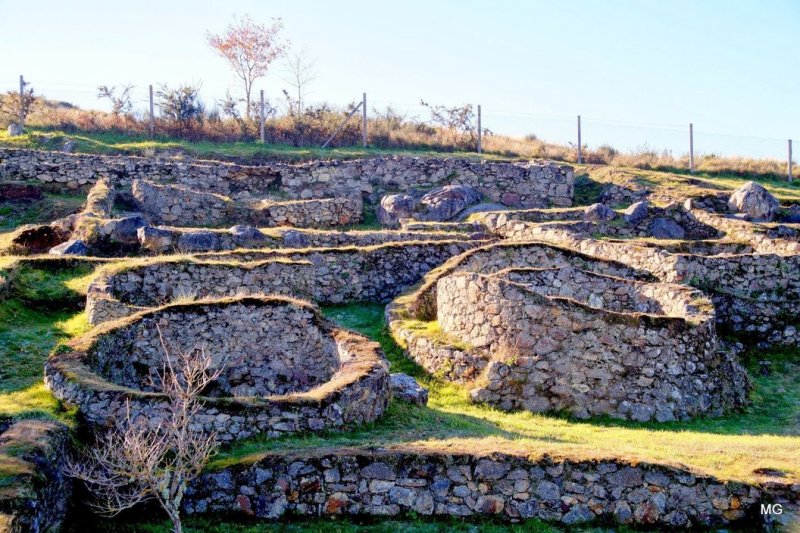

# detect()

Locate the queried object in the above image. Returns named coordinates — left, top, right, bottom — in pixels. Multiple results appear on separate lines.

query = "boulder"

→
left=49, top=239, right=88, bottom=256
left=138, top=226, right=174, bottom=252
left=779, top=204, right=800, bottom=223
left=109, top=215, right=149, bottom=244
left=282, top=229, right=310, bottom=248
left=622, top=201, right=649, bottom=224
left=7, top=123, right=23, bottom=137
left=376, top=194, right=418, bottom=227
left=389, top=373, right=428, bottom=406
left=583, top=203, right=616, bottom=222
left=61, top=140, right=76, bottom=153
left=414, top=185, right=482, bottom=222
left=728, top=181, right=780, bottom=220
left=177, top=231, right=220, bottom=252
left=648, top=217, right=685, bottom=239
left=229, top=225, right=266, bottom=246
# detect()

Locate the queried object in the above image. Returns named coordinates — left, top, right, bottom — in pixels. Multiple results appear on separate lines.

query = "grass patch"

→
left=0, top=128, right=512, bottom=163
left=0, top=261, right=96, bottom=422
left=0, top=191, right=86, bottom=232
left=215, top=303, right=800, bottom=485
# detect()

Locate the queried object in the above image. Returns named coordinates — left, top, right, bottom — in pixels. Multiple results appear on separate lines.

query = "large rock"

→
left=177, top=231, right=220, bottom=252
left=389, top=373, right=428, bottom=406
left=108, top=214, right=149, bottom=244
left=49, top=239, right=88, bottom=256
left=622, top=201, right=649, bottom=224
left=648, top=217, right=685, bottom=239
left=282, top=229, right=310, bottom=248
left=583, top=203, right=616, bottom=222
left=229, top=225, right=266, bottom=247
left=7, top=123, right=23, bottom=137
left=377, top=194, right=418, bottom=227
left=414, top=185, right=482, bottom=222
left=728, top=181, right=780, bottom=221
left=138, top=226, right=174, bottom=252
left=457, top=202, right=509, bottom=220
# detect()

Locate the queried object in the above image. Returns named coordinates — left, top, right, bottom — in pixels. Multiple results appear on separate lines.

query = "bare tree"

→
left=156, top=83, right=205, bottom=138
left=0, top=84, right=35, bottom=127
left=207, top=14, right=288, bottom=120
left=281, top=48, right=318, bottom=115
left=97, top=84, right=134, bottom=116
left=419, top=100, right=477, bottom=146
left=67, top=327, right=223, bottom=533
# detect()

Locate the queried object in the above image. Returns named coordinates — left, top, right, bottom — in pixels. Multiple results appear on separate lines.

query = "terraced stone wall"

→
left=183, top=449, right=778, bottom=529
left=86, top=259, right=315, bottom=324
left=0, top=148, right=574, bottom=207
left=132, top=180, right=363, bottom=228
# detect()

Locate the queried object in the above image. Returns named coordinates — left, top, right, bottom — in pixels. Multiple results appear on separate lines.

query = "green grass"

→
left=0, top=191, right=86, bottom=232
left=214, top=303, right=800, bottom=485
left=0, top=128, right=513, bottom=162
left=0, top=261, right=94, bottom=422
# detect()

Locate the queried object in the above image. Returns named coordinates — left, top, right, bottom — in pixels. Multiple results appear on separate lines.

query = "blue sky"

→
left=1, top=0, right=798, bottom=159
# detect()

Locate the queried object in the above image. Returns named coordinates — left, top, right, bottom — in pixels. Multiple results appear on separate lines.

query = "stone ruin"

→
left=46, top=296, right=390, bottom=442
left=0, top=148, right=795, bottom=528
left=387, top=243, right=750, bottom=421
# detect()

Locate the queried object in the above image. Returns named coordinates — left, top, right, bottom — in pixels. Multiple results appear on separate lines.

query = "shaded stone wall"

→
left=90, top=302, right=340, bottom=397
left=182, top=449, right=776, bottom=529
left=46, top=298, right=391, bottom=443
left=436, top=270, right=748, bottom=422
left=0, top=148, right=574, bottom=207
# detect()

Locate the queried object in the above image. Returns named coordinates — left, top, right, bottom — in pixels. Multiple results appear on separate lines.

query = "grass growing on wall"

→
left=214, top=303, right=800, bottom=485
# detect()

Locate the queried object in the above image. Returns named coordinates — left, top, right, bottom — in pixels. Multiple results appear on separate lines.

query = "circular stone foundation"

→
left=45, top=296, right=390, bottom=442
left=390, top=258, right=750, bottom=422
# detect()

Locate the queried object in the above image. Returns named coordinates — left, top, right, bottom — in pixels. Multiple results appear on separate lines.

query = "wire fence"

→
left=3, top=76, right=798, bottom=180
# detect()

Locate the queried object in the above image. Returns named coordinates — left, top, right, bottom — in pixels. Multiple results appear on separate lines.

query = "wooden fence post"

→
left=789, top=139, right=794, bottom=183
left=689, top=123, right=694, bottom=173
left=362, top=92, right=367, bottom=148
left=18, top=75, right=25, bottom=129
left=148, top=85, right=154, bottom=138
left=259, top=90, right=265, bottom=144
left=577, top=115, right=582, bottom=164
left=477, top=105, right=482, bottom=154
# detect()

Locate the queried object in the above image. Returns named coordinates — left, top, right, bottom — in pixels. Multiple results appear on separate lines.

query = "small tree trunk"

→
left=169, top=512, right=183, bottom=533
left=244, top=85, right=252, bottom=121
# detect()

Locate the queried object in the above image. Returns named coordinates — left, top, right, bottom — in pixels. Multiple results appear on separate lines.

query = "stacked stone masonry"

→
left=183, top=449, right=796, bottom=529
left=0, top=148, right=574, bottom=207
left=132, top=179, right=363, bottom=228
left=46, top=297, right=390, bottom=442
left=86, top=240, right=486, bottom=324
left=481, top=212, right=800, bottom=340
left=436, top=268, right=748, bottom=421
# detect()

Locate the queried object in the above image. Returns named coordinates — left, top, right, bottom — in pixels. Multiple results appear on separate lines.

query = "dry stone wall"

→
left=182, top=449, right=783, bottom=529
left=482, top=215, right=800, bottom=340
left=0, top=148, right=574, bottom=207
left=436, top=269, right=748, bottom=421
left=132, top=179, right=363, bottom=228
left=86, top=258, right=315, bottom=324
left=46, top=297, right=390, bottom=443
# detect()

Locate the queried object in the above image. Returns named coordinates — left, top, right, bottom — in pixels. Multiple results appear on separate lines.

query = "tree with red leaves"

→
left=207, top=15, right=288, bottom=120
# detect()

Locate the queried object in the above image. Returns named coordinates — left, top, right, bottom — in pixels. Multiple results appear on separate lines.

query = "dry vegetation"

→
left=1, top=96, right=796, bottom=181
